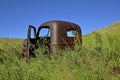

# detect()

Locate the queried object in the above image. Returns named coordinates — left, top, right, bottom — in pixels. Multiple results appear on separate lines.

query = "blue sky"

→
left=0, top=0, right=120, bottom=38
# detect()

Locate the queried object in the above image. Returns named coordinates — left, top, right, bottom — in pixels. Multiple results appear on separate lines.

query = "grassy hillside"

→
left=0, top=38, right=23, bottom=63
left=83, top=21, right=120, bottom=48
left=0, top=22, right=120, bottom=80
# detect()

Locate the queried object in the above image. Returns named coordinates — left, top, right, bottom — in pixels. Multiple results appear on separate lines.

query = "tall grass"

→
left=0, top=32, right=120, bottom=80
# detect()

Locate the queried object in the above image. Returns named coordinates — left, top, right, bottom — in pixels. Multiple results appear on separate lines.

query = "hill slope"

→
left=0, top=38, right=23, bottom=52
left=95, top=21, right=120, bottom=35
left=83, top=21, right=120, bottom=48
left=0, top=22, right=120, bottom=80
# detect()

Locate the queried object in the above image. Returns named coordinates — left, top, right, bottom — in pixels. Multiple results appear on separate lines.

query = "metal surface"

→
left=22, top=20, right=82, bottom=59
left=37, top=20, right=82, bottom=53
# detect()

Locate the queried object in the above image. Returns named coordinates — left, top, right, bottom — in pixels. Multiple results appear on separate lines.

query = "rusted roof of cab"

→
left=39, top=20, right=80, bottom=29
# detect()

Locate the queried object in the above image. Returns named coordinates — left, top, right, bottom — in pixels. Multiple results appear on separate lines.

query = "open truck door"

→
left=22, top=25, right=36, bottom=61
left=27, top=25, right=36, bottom=46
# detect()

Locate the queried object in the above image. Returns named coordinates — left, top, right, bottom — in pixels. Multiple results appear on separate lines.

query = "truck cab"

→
left=22, top=20, right=82, bottom=59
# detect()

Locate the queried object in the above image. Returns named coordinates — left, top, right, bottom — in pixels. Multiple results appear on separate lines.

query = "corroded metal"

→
left=22, top=20, right=82, bottom=59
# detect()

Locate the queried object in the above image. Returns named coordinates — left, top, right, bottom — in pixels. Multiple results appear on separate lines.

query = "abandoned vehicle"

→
left=22, top=20, right=82, bottom=60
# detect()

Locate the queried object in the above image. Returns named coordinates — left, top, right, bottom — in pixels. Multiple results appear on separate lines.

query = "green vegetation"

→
left=0, top=22, right=120, bottom=80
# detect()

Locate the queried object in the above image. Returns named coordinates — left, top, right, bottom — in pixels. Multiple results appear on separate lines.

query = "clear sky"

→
left=0, top=0, right=120, bottom=38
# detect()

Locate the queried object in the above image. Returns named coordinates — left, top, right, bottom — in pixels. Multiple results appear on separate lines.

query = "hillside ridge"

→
left=90, top=21, right=120, bottom=35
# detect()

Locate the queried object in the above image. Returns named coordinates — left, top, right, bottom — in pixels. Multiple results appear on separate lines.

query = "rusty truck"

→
left=22, top=20, right=82, bottom=60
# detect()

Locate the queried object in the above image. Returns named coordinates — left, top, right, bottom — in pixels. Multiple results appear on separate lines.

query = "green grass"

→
left=0, top=22, right=120, bottom=80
